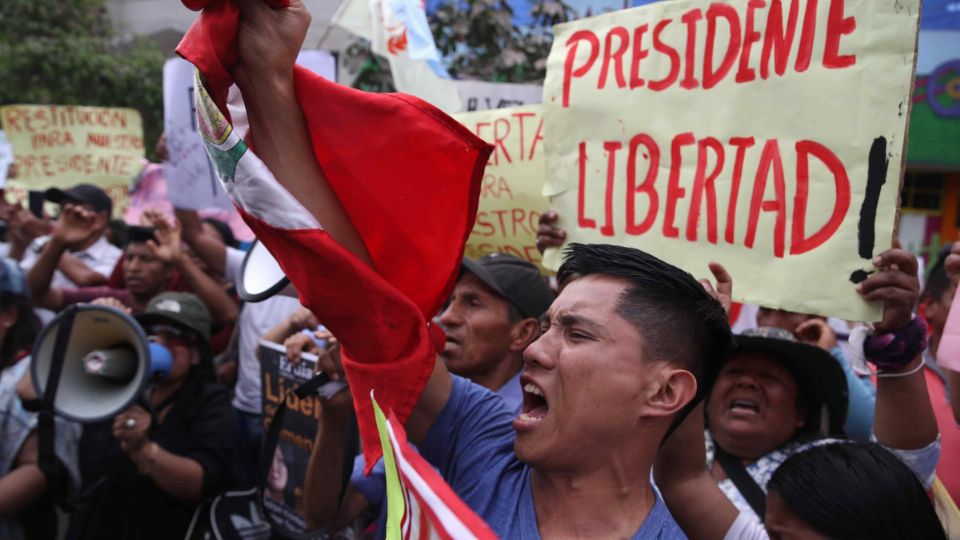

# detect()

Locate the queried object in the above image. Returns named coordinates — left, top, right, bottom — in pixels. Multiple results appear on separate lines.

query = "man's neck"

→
left=531, top=454, right=657, bottom=539
left=471, top=356, right=521, bottom=393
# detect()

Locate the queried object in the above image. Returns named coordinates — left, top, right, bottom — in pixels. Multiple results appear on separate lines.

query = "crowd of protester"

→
left=2, top=3, right=960, bottom=539
left=1, top=175, right=957, bottom=540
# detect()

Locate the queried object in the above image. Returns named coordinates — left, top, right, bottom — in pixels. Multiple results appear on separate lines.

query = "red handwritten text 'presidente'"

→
left=563, top=0, right=860, bottom=258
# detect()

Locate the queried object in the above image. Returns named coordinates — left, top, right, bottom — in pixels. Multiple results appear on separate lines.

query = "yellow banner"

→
left=542, top=0, right=920, bottom=321
left=455, top=105, right=550, bottom=271
left=0, top=105, right=144, bottom=215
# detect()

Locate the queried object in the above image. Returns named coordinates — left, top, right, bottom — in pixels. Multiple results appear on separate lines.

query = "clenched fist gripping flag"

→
left=176, top=0, right=492, bottom=472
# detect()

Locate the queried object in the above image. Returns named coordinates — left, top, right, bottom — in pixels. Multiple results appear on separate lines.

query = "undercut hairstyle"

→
left=923, top=246, right=952, bottom=301
left=769, top=442, right=945, bottom=540
left=557, top=244, right=733, bottom=426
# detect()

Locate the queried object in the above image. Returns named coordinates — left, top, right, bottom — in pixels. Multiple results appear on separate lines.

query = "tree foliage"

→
left=432, top=0, right=573, bottom=82
left=0, top=0, right=165, bottom=159
left=342, top=0, right=574, bottom=90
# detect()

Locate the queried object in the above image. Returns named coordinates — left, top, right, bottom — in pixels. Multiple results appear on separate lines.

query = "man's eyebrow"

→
left=555, top=311, right=604, bottom=333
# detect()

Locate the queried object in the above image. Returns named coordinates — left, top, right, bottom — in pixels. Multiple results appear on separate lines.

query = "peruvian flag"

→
left=176, top=0, right=492, bottom=470
left=373, top=394, right=498, bottom=540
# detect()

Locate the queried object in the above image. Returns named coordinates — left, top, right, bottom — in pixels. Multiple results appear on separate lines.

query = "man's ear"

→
left=644, top=367, right=698, bottom=419
left=510, top=318, right=540, bottom=352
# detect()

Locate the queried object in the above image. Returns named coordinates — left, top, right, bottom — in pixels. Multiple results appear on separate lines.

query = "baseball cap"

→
left=45, top=183, right=113, bottom=214
left=461, top=254, right=554, bottom=319
left=0, top=257, right=27, bottom=297
left=733, top=326, right=849, bottom=438
left=136, top=292, right=212, bottom=344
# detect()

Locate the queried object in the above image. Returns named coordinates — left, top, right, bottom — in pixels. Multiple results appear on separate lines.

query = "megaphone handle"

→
left=37, top=305, right=78, bottom=510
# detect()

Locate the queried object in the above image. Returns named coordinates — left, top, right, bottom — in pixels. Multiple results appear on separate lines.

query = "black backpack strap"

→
left=257, top=373, right=358, bottom=539
left=37, top=305, right=78, bottom=510
left=715, top=446, right=766, bottom=520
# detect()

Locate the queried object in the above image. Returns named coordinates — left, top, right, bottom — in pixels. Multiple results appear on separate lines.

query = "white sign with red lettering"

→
left=542, top=0, right=921, bottom=321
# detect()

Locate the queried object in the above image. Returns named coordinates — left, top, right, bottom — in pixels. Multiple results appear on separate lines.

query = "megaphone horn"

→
left=238, top=239, right=298, bottom=302
left=31, top=304, right=158, bottom=423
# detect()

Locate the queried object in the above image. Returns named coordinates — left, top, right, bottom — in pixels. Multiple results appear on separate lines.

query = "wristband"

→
left=863, top=317, right=928, bottom=371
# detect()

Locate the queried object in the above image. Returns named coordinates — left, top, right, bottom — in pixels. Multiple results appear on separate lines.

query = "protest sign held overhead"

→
left=456, top=105, right=550, bottom=269
left=163, top=52, right=337, bottom=211
left=0, top=105, right=144, bottom=215
left=542, top=0, right=921, bottom=321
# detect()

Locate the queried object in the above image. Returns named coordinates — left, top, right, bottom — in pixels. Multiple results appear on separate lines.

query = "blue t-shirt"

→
left=418, top=375, right=687, bottom=539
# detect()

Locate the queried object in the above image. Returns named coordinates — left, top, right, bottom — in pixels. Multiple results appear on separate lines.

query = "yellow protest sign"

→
left=542, top=0, right=920, bottom=321
left=0, top=105, right=144, bottom=215
left=455, top=105, right=550, bottom=270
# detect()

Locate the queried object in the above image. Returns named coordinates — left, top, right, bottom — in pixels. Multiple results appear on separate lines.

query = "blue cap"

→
left=0, top=257, right=27, bottom=296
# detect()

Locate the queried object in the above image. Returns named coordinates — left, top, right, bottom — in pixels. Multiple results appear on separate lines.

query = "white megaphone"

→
left=30, top=304, right=174, bottom=423
left=238, top=239, right=297, bottom=302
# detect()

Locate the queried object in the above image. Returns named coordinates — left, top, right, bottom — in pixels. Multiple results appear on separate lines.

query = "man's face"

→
left=438, top=273, right=516, bottom=379
left=707, top=351, right=805, bottom=460
left=515, top=275, right=665, bottom=471
left=123, top=243, right=168, bottom=297
left=148, top=324, right=198, bottom=381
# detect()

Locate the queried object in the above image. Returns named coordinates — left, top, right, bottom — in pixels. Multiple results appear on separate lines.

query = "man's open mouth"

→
left=519, top=381, right=548, bottom=422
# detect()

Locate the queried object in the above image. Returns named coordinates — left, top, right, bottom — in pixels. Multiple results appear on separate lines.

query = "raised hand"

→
left=144, top=212, right=184, bottom=264
left=51, top=203, right=97, bottom=248
left=856, top=248, right=920, bottom=333
left=699, top=262, right=733, bottom=315
left=795, top=318, right=838, bottom=350
left=234, top=0, right=311, bottom=86
left=535, top=210, right=566, bottom=254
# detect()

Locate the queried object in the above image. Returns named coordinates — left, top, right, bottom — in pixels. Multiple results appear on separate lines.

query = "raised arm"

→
left=57, top=252, right=108, bottom=286
left=857, top=248, right=938, bottom=450
left=232, top=0, right=451, bottom=442
left=174, top=208, right=227, bottom=276
left=233, top=0, right=369, bottom=266
left=145, top=215, right=238, bottom=324
left=654, top=402, right=739, bottom=540
left=26, top=204, right=98, bottom=310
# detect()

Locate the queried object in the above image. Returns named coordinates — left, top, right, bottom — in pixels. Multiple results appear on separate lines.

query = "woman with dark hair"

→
left=765, top=442, right=945, bottom=540
left=655, top=251, right=947, bottom=539
left=0, top=257, right=76, bottom=540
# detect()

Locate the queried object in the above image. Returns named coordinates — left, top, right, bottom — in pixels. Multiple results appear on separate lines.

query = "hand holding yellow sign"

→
left=542, top=0, right=920, bottom=321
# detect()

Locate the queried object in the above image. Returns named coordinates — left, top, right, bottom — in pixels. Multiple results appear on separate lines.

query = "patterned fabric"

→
left=707, top=432, right=941, bottom=524
left=705, top=431, right=804, bottom=521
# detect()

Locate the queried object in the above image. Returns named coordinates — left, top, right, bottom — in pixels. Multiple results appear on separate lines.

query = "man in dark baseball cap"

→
left=45, top=183, right=113, bottom=215
left=439, top=253, right=555, bottom=413
left=346, top=253, right=555, bottom=528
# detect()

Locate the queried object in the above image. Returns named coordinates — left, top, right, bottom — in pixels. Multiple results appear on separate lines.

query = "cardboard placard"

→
left=455, top=105, right=550, bottom=269
left=542, top=0, right=921, bottom=321
left=0, top=104, right=144, bottom=215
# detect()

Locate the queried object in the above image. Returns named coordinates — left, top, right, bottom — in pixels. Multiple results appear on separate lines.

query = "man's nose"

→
left=438, top=303, right=461, bottom=329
